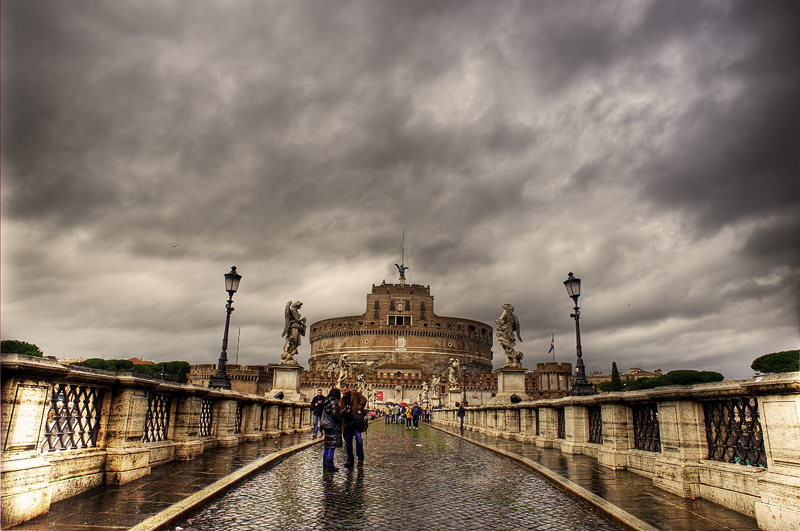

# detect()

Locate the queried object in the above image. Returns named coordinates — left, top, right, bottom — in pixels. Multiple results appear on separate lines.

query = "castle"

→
left=190, top=275, right=572, bottom=404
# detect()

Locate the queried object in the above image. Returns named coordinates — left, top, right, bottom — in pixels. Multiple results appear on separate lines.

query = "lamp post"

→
left=330, top=359, right=338, bottom=390
left=209, top=266, right=242, bottom=390
left=479, top=377, right=484, bottom=406
left=564, top=272, right=594, bottom=396
left=461, top=361, right=468, bottom=406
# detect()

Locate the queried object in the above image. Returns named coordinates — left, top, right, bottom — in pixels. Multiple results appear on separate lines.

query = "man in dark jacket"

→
left=322, top=388, right=342, bottom=472
left=310, top=388, right=325, bottom=437
left=339, top=383, right=367, bottom=468
left=457, top=402, right=466, bottom=431
left=411, top=402, right=422, bottom=429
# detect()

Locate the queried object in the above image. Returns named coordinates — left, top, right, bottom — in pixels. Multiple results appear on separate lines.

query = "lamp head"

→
left=224, top=266, right=242, bottom=294
left=564, top=272, right=581, bottom=300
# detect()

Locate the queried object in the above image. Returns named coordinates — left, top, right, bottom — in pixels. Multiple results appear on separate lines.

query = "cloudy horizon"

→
left=2, top=0, right=798, bottom=380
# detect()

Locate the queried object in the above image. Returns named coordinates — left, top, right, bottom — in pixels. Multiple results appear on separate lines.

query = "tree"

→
left=598, top=369, right=724, bottom=392
left=71, top=358, right=190, bottom=383
left=751, top=350, right=800, bottom=374
left=1, top=340, right=44, bottom=357
left=610, top=362, right=623, bottom=391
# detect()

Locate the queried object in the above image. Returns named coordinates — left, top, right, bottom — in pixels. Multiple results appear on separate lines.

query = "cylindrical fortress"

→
left=309, top=282, right=493, bottom=378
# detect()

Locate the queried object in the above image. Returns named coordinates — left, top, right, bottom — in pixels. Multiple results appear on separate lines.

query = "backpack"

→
left=353, top=411, right=368, bottom=432
left=320, top=400, right=336, bottom=431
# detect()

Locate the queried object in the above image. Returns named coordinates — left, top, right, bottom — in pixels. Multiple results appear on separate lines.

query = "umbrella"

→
left=399, top=402, right=408, bottom=407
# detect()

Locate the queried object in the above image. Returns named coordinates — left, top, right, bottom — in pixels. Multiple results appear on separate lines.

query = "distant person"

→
left=384, top=404, right=392, bottom=424
left=393, top=404, right=401, bottom=424
left=411, top=402, right=422, bottom=429
left=322, top=388, right=342, bottom=472
left=457, top=402, right=466, bottom=431
left=340, top=383, right=367, bottom=468
left=404, top=405, right=413, bottom=429
left=310, top=388, right=325, bottom=437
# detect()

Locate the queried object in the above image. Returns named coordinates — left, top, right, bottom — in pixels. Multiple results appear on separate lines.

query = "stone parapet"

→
left=432, top=372, right=800, bottom=530
left=1, top=354, right=311, bottom=527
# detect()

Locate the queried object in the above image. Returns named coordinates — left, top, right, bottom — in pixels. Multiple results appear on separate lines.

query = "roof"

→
left=128, top=357, right=155, bottom=365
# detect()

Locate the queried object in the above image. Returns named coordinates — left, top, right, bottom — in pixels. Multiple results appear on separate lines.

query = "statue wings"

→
left=281, top=301, right=292, bottom=337
left=511, top=311, right=523, bottom=342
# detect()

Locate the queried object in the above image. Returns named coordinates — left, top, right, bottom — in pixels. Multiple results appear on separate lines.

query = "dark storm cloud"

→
left=2, top=0, right=798, bottom=378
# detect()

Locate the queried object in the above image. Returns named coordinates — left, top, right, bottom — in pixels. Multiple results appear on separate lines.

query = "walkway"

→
left=11, top=422, right=759, bottom=531
left=170, top=422, right=618, bottom=531
left=432, top=423, right=758, bottom=531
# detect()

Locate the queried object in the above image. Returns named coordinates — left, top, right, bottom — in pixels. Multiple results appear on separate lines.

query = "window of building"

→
left=390, top=300, right=395, bottom=311
left=388, top=315, right=411, bottom=326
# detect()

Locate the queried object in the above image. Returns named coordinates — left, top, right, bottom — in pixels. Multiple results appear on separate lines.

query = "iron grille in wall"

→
left=142, top=392, right=171, bottom=443
left=703, top=397, right=767, bottom=467
left=588, top=406, right=603, bottom=444
left=258, top=404, right=267, bottom=431
left=234, top=402, right=243, bottom=434
left=556, top=408, right=566, bottom=439
left=42, top=383, right=104, bottom=452
left=199, top=399, right=213, bottom=437
left=632, top=402, right=661, bottom=452
left=535, top=409, right=540, bottom=436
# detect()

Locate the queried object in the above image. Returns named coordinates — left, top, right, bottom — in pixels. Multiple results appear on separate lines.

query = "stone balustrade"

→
left=432, top=372, right=800, bottom=531
left=1, top=354, right=311, bottom=527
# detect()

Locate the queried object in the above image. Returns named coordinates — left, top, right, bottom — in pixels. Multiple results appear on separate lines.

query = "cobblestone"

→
left=175, top=423, right=619, bottom=531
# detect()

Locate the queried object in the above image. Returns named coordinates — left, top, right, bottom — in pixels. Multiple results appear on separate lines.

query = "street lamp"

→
left=209, top=266, right=242, bottom=389
left=461, top=361, right=469, bottom=406
left=564, top=272, right=594, bottom=396
left=479, top=377, right=484, bottom=406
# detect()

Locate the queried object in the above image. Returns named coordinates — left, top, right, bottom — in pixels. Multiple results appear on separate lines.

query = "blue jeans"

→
left=344, top=425, right=364, bottom=463
left=313, top=414, right=321, bottom=435
left=459, top=415, right=464, bottom=429
left=323, top=447, right=336, bottom=470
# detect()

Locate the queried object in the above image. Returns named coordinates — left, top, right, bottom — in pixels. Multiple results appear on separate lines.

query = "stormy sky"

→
left=2, top=1, right=798, bottom=380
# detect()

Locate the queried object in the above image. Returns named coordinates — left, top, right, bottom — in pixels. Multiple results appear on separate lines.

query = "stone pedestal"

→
left=490, top=368, right=529, bottom=404
left=270, top=364, right=305, bottom=402
left=448, top=389, right=463, bottom=406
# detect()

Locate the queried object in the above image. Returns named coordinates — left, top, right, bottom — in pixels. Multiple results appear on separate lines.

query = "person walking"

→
left=393, top=403, right=401, bottom=424
left=383, top=404, right=392, bottom=424
left=310, top=388, right=325, bottom=437
left=340, top=383, right=367, bottom=468
left=411, top=402, right=422, bottom=429
left=321, top=388, right=342, bottom=472
left=457, top=402, right=466, bottom=431
left=404, top=405, right=413, bottom=429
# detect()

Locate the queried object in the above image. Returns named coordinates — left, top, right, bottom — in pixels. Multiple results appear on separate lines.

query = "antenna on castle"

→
left=394, top=230, right=409, bottom=286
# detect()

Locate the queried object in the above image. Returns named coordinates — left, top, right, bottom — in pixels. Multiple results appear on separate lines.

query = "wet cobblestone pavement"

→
left=175, top=423, right=620, bottom=531
left=14, top=432, right=311, bottom=531
left=433, top=424, right=759, bottom=531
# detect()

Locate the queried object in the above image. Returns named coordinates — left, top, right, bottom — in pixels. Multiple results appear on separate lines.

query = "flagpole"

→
left=551, top=333, right=555, bottom=362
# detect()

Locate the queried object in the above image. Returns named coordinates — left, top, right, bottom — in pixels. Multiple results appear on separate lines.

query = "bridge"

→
left=2, top=354, right=798, bottom=530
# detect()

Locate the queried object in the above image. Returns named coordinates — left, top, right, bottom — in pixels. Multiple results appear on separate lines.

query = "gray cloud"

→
left=2, top=0, right=797, bottom=379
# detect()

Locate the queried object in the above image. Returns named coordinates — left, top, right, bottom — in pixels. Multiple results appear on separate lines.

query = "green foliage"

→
left=1, top=340, right=44, bottom=357
left=72, top=358, right=190, bottom=383
left=625, top=370, right=724, bottom=390
left=751, top=350, right=799, bottom=374
left=598, top=369, right=724, bottom=392
left=610, top=362, right=623, bottom=392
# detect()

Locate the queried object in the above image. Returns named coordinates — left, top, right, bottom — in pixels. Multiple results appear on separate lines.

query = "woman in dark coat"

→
left=322, top=388, right=343, bottom=472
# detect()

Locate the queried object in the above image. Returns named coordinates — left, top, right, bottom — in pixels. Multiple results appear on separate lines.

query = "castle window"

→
left=390, top=300, right=395, bottom=311
left=405, top=301, right=410, bottom=311
left=420, top=302, right=426, bottom=311
left=388, top=315, right=411, bottom=326
left=468, top=325, right=476, bottom=332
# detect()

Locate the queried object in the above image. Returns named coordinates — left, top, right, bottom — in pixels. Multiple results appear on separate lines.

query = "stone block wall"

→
left=433, top=372, right=800, bottom=531
left=1, top=354, right=310, bottom=527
